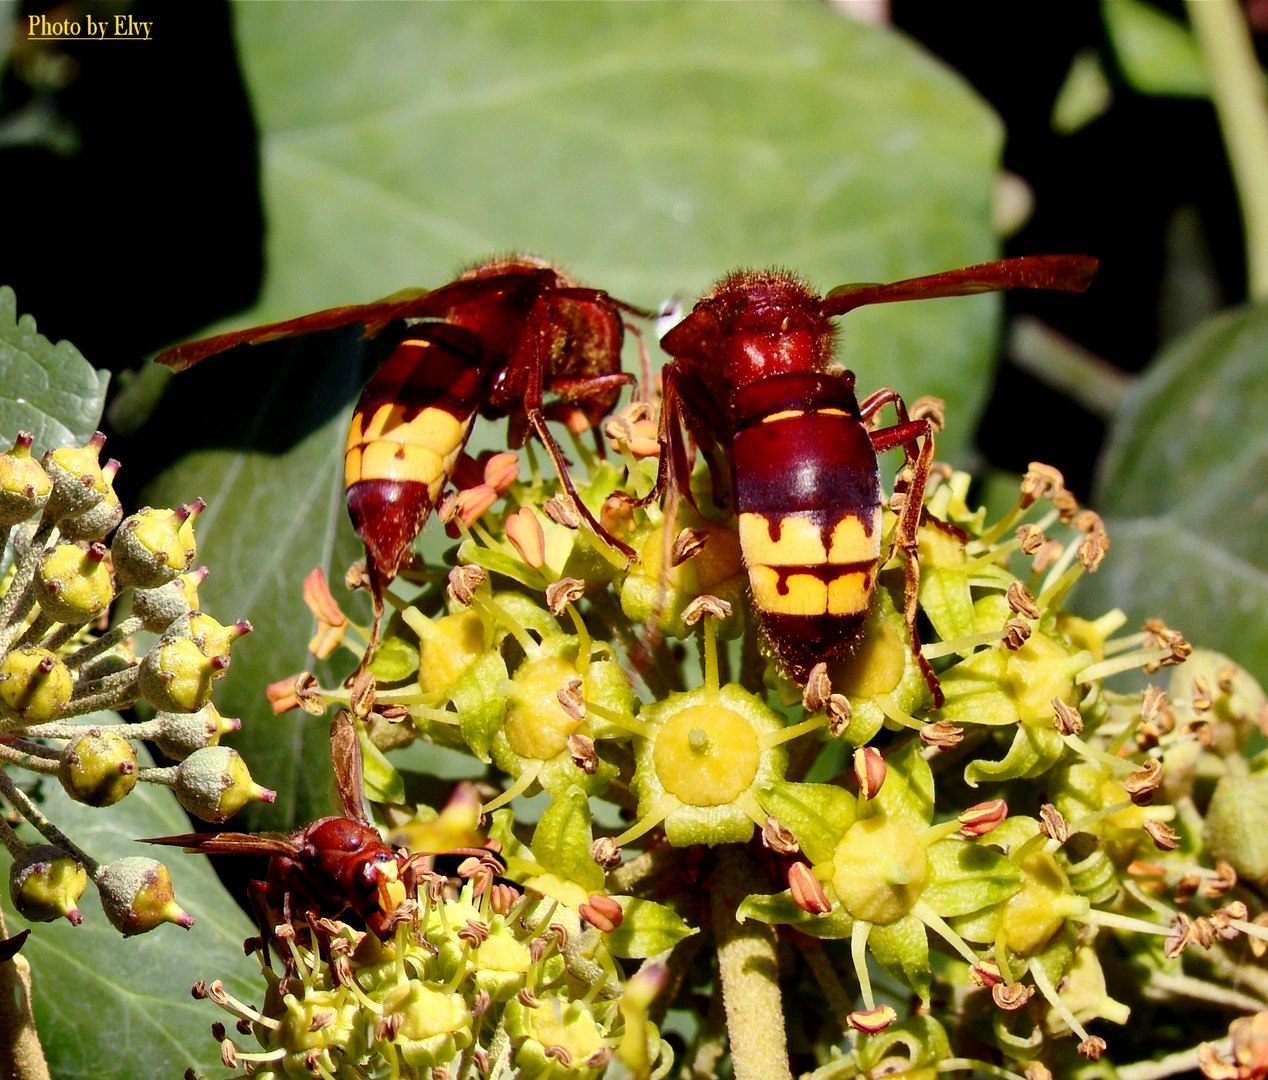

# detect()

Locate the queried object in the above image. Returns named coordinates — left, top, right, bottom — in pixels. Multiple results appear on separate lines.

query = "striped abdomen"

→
left=344, top=326, right=485, bottom=593
left=730, top=373, right=881, bottom=679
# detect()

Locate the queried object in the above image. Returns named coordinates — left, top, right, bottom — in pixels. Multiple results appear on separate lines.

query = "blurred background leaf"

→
left=1075, top=301, right=1268, bottom=685
left=141, top=2, right=1005, bottom=832
left=1, top=739, right=257, bottom=1080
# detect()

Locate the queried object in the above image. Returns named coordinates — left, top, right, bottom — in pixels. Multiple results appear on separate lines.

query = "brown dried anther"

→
left=801, top=662, right=831, bottom=713
left=1039, top=803, right=1070, bottom=844
left=1077, top=529, right=1110, bottom=571
left=545, top=577, right=586, bottom=616
left=590, top=836, right=621, bottom=870
left=1123, top=758, right=1163, bottom=806
left=1051, top=697, right=1084, bottom=736
left=447, top=564, right=487, bottom=607
left=1192, top=674, right=1213, bottom=713
left=910, top=396, right=946, bottom=431
left=566, top=733, right=599, bottom=775
left=670, top=527, right=710, bottom=567
left=1007, top=581, right=1041, bottom=619
left=1078, top=1036, right=1108, bottom=1061
left=543, top=493, right=581, bottom=530
left=1143, top=618, right=1192, bottom=671
left=1031, top=538, right=1066, bottom=573
left=1201, top=860, right=1238, bottom=900
left=681, top=594, right=732, bottom=626
left=1025, top=1063, right=1054, bottom=1080
left=557, top=678, right=587, bottom=722
left=920, top=721, right=964, bottom=749
left=992, top=982, right=1033, bottom=1010
left=826, top=694, right=853, bottom=737
left=761, top=816, right=800, bottom=856
left=1002, top=618, right=1032, bottom=650
left=1017, top=524, right=1046, bottom=554
left=1141, top=685, right=1166, bottom=724
left=1020, top=462, right=1065, bottom=508
left=1144, top=819, right=1181, bottom=851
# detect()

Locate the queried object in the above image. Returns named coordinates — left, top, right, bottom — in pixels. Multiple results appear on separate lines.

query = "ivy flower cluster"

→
left=240, top=404, right=1268, bottom=1080
left=0, top=431, right=272, bottom=940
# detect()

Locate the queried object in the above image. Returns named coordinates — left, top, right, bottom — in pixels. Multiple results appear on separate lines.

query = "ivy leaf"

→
left=0, top=286, right=110, bottom=453
left=606, top=897, right=697, bottom=959
left=0, top=740, right=257, bottom=1080
left=1082, top=301, right=1268, bottom=687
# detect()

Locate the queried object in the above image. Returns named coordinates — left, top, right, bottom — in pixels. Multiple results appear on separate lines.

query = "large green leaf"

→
left=145, top=3, right=1002, bottom=830
left=0, top=286, right=110, bottom=454
left=1080, top=302, right=1268, bottom=685
left=1, top=742, right=258, bottom=1080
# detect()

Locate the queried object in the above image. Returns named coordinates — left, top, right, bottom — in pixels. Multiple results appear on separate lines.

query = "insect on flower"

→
left=143, top=710, right=494, bottom=950
left=156, top=257, right=651, bottom=661
left=646, top=255, right=1099, bottom=700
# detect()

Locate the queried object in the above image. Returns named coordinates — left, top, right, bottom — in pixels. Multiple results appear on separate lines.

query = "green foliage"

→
left=1082, top=301, right=1268, bottom=686
left=1101, top=0, right=1209, bottom=98
left=0, top=287, right=109, bottom=457
left=1, top=741, right=257, bottom=1080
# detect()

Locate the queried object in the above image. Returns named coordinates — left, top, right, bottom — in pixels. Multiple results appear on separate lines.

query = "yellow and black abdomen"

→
left=344, top=324, right=486, bottom=594
left=730, top=372, right=881, bottom=680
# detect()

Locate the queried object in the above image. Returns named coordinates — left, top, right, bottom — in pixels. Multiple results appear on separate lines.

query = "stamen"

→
left=921, top=630, right=1004, bottom=660
left=851, top=919, right=875, bottom=1011
left=481, top=761, right=544, bottom=815
left=912, top=900, right=981, bottom=966
left=611, top=795, right=677, bottom=848
left=1027, top=958, right=1090, bottom=1042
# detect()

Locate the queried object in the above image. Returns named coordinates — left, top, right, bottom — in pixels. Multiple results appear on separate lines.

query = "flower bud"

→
left=139, top=635, right=227, bottom=713
left=131, top=575, right=199, bottom=633
left=94, top=856, right=194, bottom=935
left=153, top=704, right=240, bottom=761
left=42, top=432, right=108, bottom=519
left=59, top=459, right=123, bottom=540
left=35, top=541, right=114, bottom=625
left=58, top=727, right=139, bottom=806
left=0, top=646, right=72, bottom=723
left=182, top=612, right=251, bottom=660
left=0, top=432, right=51, bottom=526
left=8, top=844, right=87, bottom=924
left=112, top=502, right=203, bottom=590
left=174, top=746, right=276, bottom=823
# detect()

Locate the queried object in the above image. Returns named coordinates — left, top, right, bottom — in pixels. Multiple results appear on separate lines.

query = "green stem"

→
left=1187, top=0, right=1268, bottom=298
left=710, top=846, right=792, bottom=1080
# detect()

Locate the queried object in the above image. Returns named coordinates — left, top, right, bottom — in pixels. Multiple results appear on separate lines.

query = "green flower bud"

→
left=0, top=646, right=72, bottom=723
left=153, top=703, right=240, bottom=760
left=42, top=432, right=108, bottom=520
left=138, top=635, right=227, bottom=713
left=111, top=502, right=203, bottom=590
left=94, top=856, right=194, bottom=936
left=183, top=611, right=251, bottom=660
left=275, top=990, right=360, bottom=1072
left=58, top=458, right=122, bottom=541
left=998, top=849, right=1088, bottom=957
left=173, top=745, right=276, bottom=823
left=1204, top=771, right=1268, bottom=884
left=0, top=431, right=51, bottom=526
left=8, top=844, right=87, bottom=924
left=131, top=576, right=197, bottom=633
left=58, top=727, right=139, bottom=806
left=35, top=541, right=114, bottom=625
